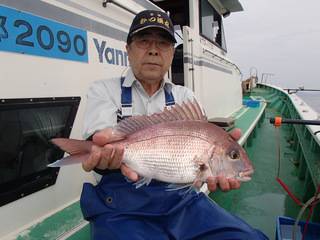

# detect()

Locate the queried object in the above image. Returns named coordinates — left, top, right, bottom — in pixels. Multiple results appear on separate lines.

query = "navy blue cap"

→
left=127, top=10, right=176, bottom=43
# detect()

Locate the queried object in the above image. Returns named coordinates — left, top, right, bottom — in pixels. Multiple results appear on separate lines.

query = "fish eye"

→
left=229, top=150, right=240, bottom=160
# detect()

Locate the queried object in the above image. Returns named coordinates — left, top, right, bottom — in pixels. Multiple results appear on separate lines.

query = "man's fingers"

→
left=229, top=178, right=241, bottom=189
left=193, top=180, right=203, bottom=189
left=217, top=176, right=231, bottom=192
left=92, top=128, right=114, bottom=146
left=108, top=146, right=124, bottom=169
left=92, top=128, right=125, bottom=146
left=229, top=128, right=242, bottom=141
left=121, top=164, right=138, bottom=181
left=82, top=144, right=124, bottom=172
left=110, top=147, right=116, bottom=159
left=100, top=144, right=114, bottom=159
left=82, top=146, right=101, bottom=172
left=98, top=144, right=116, bottom=169
left=207, top=176, right=241, bottom=192
left=207, top=176, right=217, bottom=192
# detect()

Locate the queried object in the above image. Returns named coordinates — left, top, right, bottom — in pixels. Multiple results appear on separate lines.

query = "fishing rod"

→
left=270, top=117, right=320, bottom=135
left=283, top=88, right=320, bottom=94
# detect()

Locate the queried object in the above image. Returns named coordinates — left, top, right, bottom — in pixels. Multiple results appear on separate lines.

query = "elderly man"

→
left=80, top=10, right=268, bottom=240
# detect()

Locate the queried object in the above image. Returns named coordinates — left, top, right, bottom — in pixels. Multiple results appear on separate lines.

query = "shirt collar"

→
left=122, top=67, right=173, bottom=92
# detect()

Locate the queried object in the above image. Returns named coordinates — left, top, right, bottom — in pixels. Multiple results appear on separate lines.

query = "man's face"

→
left=126, top=29, right=175, bottom=85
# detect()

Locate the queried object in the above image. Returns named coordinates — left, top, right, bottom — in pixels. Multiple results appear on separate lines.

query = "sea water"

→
left=296, top=92, right=320, bottom=113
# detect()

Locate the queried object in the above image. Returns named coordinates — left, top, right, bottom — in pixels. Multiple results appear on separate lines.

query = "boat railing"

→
left=258, top=83, right=320, bottom=223
left=202, top=48, right=241, bottom=75
left=102, top=0, right=139, bottom=15
left=283, top=87, right=320, bottom=94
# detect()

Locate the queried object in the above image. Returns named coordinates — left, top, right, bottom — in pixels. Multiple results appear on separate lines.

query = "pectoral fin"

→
left=134, top=177, right=152, bottom=188
left=192, top=146, right=216, bottom=188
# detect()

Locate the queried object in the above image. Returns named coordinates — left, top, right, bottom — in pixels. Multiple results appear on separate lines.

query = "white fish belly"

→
left=123, top=135, right=210, bottom=183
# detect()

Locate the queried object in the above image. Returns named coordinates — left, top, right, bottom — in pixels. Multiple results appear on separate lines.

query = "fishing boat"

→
left=0, top=0, right=319, bottom=239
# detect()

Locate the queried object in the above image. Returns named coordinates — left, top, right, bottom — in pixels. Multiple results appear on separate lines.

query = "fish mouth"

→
left=237, top=169, right=254, bottom=182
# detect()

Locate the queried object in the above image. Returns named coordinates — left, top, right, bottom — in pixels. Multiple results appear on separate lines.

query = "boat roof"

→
left=208, top=0, right=243, bottom=16
left=152, top=0, right=243, bottom=16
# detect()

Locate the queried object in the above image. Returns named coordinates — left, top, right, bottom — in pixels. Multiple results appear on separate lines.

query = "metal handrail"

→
left=102, top=0, right=137, bottom=15
left=284, top=88, right=320, bottom=94
left=189, top=38, right=195, bottom=91
left=202, top=48, right=241, bottom=75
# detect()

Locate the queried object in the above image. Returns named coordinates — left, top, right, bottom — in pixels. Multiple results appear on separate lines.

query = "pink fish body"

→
left=50, top=101, right=254, bottom=186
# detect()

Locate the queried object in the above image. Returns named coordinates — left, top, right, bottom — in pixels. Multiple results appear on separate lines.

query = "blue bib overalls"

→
left=80, top=78, right=268, bottom=240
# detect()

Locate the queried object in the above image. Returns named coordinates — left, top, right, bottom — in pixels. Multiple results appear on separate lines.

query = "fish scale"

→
left=123, top=130, right=210, bottom=183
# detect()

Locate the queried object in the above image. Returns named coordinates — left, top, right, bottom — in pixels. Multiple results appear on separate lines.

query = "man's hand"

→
left=206, top=128, right=242, bottom=192
left=82, top=128, right=139, bottom=181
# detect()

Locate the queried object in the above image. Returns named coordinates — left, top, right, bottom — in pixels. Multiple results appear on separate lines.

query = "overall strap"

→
left=119, top=76, right=132, bottom=120
left=118, top=78, right=175, bottom=122
left=164, top=87, right=175, bottom=106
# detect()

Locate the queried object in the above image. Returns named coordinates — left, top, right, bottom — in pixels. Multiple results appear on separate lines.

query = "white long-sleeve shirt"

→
left=83, top=68, right=196, bottom=139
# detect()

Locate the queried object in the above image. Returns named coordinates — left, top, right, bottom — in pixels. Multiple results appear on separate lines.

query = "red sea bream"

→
left=49, top=101, right=254, bottom=188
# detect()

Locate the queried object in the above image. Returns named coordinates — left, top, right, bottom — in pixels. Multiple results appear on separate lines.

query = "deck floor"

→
left=210, top=88, right=307, bottom=238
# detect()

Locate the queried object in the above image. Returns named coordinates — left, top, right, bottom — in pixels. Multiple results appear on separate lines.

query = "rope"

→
left=292, top=191, right=320, bottom=240
left=275, top=127, right=303, bottom=206
left=274, top=124, right=320, bottom=239
left=276, top=177, right=303, bottom=206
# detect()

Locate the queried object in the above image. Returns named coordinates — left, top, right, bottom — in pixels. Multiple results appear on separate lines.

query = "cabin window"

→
left=0, top=97, right=80, bottom=206
left=171, top=43, right=184, bottom=86
left=151, top=0, right=189, bottom=44
left=200, top=0, right=227, bottom=51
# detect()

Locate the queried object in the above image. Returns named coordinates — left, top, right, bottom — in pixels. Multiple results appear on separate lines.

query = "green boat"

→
left=213, top=83, right=320, bottom=239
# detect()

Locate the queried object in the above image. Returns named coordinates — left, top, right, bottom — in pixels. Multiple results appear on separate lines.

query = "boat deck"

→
left=211, top=86, right=315, bottom=239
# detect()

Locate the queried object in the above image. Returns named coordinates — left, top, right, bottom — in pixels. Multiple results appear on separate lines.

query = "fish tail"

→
left=48, top=138, right=94, bottom=167
left=47, top=153, right=91, bottom=167
left=51, top=138, right=93, bottom=155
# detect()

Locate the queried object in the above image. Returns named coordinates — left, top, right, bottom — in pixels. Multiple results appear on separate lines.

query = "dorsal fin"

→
left=114, top=99, right=207, bottom=136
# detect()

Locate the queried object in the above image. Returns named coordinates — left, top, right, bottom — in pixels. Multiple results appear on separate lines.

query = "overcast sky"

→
left=224, top=0, right=320, bottom=89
